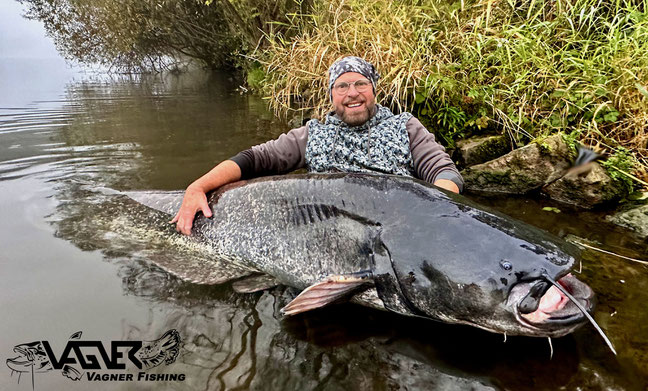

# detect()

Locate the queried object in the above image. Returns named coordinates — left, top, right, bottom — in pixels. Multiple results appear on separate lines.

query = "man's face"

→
left=331, top=72, right=376, bottom=126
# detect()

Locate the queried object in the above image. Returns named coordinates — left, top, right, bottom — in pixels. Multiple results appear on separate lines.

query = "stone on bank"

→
left=460, top=135, right=572, bottom=194
left=453, top=135, right=511, bottom=168
left=607, top=203, right=648, bottom=237
left=459, top=134, right=628, bottom=208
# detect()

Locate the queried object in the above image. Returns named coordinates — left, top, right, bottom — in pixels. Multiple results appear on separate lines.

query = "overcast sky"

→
left=0, top=0, right=62, bottom=59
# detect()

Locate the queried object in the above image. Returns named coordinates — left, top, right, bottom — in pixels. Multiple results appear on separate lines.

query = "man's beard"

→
left=337, top=102, right=376, bottom=126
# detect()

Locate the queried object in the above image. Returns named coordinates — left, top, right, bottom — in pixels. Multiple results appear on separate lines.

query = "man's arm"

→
left=170, top=160, right=241, bottom=235
left=407, top=117, right=464, bottom=193
left=230, top=125, right=308, bottom=178
left=172, top=125, right=309, bottom=235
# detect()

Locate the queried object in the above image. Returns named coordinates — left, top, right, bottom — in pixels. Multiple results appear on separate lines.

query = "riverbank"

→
left=250, top=0, right=647, bottom=199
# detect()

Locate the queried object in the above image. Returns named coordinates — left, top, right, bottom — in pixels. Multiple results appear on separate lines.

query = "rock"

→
left=287, top=111, right=313, bottom=129
left=287, top=115, right=306, bottom=129
left=454, top=135, right=511, bottom=167
left=461, top=135, right=571, bottom=194
left=460, top=134, right=629, bottom=207
left=542, top=163, right=626, bottom=207
left=607, top=204, right=648, bottom=237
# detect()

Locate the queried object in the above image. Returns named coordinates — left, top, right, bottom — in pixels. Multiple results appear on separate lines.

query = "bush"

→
left=20, top=0, right=311, bottom=72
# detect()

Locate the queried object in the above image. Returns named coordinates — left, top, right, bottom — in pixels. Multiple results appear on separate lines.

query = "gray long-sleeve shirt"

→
left=230, top=117, right=464, bottom=192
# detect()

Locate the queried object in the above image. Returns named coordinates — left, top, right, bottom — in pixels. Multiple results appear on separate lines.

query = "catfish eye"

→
left=500, top=260, right=512, bottom=271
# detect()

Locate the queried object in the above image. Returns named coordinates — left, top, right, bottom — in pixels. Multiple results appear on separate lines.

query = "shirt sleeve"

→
left=229, top=125, right=309, bottom=179
left=407, top=117, right=464, bottom=192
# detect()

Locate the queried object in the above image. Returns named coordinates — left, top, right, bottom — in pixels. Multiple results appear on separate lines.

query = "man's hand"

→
left=169, top=160, right=243, bottom=235
left=170, top=185, right=213, bottom=235
left=434, top=179, right=460, bottom=194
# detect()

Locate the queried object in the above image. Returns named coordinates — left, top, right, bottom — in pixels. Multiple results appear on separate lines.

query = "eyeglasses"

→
left=332, top=79, right=372, bottom=95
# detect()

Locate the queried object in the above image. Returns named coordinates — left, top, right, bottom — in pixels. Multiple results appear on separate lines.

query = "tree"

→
left=19, top=0, right=310, bottom=72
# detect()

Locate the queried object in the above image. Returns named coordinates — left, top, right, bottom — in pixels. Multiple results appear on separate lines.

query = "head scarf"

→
left=328, top=56, right=380, bottom=98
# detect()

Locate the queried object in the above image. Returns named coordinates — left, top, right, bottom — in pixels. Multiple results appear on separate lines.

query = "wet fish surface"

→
left=126, top=173, right=596, bottom=338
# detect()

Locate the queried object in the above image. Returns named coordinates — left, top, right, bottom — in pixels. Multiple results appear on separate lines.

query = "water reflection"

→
left=1, top=71, right=286, bottom=189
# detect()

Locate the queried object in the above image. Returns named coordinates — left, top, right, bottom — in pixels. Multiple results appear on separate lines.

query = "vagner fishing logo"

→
left=6, top=330, right=184, bottom=389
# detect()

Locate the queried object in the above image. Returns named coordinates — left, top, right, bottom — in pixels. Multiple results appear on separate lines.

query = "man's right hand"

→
left=169, top=159, right=242, bottom=235
left=170, top=185, right=213, bottom=235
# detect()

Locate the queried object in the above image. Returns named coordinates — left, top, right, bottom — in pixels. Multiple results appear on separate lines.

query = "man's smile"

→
left=344, top=100, right=365, bottom=111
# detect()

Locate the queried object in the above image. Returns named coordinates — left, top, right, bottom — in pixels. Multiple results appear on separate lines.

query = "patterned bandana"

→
left=328, top=56, right=380, bottom=98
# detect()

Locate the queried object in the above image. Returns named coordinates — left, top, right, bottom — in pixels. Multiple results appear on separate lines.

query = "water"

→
left=1, top=61, right=646, bottom=390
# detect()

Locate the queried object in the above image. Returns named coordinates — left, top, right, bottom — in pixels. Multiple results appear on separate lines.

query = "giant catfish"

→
left=126, top=173, right=613, bottom=349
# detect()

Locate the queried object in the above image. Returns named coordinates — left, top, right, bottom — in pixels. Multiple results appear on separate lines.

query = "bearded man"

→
left=172, top=56, right=463, bottom=235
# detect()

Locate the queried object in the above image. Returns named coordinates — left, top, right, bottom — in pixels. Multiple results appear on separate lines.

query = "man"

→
left=172, top=56, right=464, bottom=235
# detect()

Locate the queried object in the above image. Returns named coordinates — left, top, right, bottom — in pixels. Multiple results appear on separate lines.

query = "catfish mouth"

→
left=6, top=347, right=34, bottom=371
left=6, top=344, right=49, bottom=372
left=510, top=274, right=594, bottom=332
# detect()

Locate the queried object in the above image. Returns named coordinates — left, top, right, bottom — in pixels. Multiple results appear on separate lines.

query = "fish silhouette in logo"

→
left=137, top=329, right=181, bottom=369
left=6, top=331, right=83, bottom=389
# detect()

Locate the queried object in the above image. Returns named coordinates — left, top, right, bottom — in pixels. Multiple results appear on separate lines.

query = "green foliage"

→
left=246, top=63, right=266, bottom=90
left=603, top=148, right=635, bottom=175
left=414, top=78, right=490, bottom=146
left=601, top=147, right=639, bottom=192
left=538, top=142, right=552, bottom=154
left=561, top=131, right=583, bottom=156
left=214, top=0, right=314, bottom=52
left=546, top=91, right=620, bottom=130
left=429, top=105, right=467, bottom=147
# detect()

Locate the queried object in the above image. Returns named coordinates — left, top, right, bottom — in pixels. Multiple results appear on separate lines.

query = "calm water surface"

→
left=1, top=62, right=646, bottom=390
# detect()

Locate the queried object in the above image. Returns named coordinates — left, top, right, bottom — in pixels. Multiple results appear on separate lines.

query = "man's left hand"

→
left=434, top=179, right=460, bottom=194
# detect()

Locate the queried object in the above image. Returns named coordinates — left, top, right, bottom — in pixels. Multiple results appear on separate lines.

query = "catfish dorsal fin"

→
left=281, top=271, right=373, bottom=316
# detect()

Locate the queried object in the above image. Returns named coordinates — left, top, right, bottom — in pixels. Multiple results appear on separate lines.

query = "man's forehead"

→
left=334, top=72, right=369, bottom=82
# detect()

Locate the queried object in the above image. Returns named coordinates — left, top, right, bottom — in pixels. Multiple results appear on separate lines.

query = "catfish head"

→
left=137, top=329, right=181, bottom=370
left=374, top=199, right=596, bottom=340
left=6, top=341, right=52, bottom=374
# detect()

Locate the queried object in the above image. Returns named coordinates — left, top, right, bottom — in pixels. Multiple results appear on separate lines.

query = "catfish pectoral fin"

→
left=281, top=271, right=374, bottom=316
left=232, top=274, right=279, bottom=293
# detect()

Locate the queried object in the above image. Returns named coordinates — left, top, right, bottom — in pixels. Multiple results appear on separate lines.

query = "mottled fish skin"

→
left=129, top=173, right=586, bottom=337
